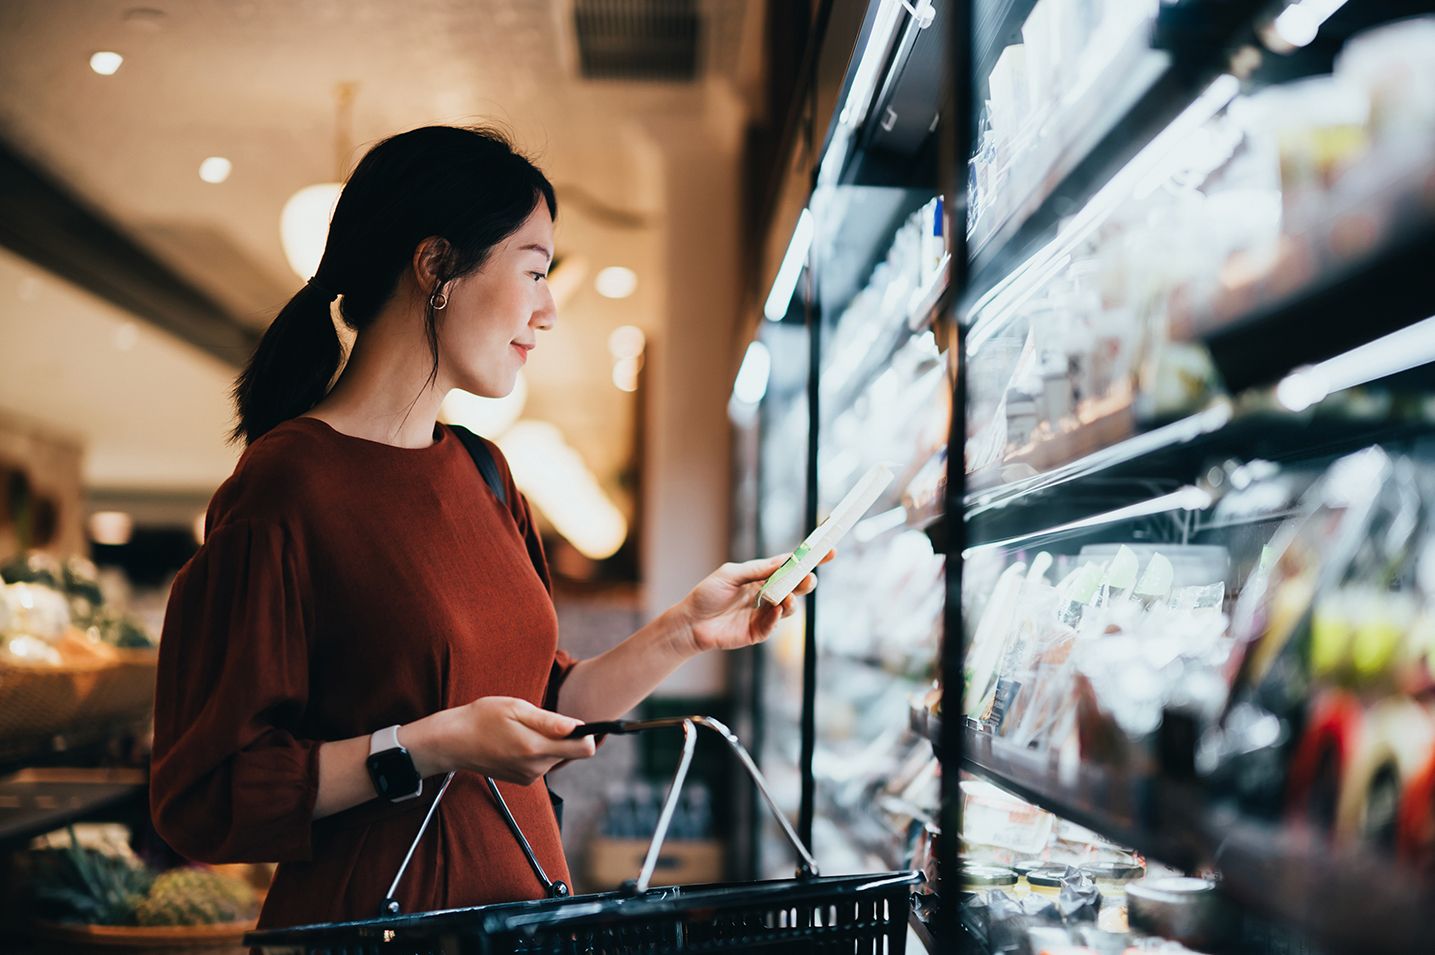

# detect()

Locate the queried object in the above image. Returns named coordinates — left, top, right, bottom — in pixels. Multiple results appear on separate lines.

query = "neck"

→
left=308, top=297, right=448, bottom=449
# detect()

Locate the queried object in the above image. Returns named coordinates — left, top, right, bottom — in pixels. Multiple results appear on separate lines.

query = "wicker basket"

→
left=0, top=645, right=156, bottom=759
left=29, top=918, right=254, bottom=951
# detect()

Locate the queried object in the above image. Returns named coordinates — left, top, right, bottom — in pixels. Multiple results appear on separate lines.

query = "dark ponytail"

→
left=230, top=125, right=557, bottom=446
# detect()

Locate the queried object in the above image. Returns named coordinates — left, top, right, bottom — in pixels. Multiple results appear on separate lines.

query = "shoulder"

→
left=444, top=424, right=529, bottom=525
left=205, top=419, right=330, bottom=530
left=445, top=424, right=518, bottom=490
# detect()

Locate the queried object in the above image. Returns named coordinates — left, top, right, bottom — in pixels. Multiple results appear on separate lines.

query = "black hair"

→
left=230, top=125, right=557, bottom=445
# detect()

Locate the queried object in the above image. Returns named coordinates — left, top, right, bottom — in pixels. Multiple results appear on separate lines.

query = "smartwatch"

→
left=366, top=724, right=423, bottom=803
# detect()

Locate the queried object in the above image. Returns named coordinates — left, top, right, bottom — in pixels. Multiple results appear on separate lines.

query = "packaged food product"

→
left=1125, top=877, right=1230, bottom=950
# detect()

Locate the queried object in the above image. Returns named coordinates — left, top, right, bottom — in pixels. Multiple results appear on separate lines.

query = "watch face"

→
left=367, top=749, right=422, bottom=799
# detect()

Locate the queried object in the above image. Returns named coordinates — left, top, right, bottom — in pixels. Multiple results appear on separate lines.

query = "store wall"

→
left=641, top=112, right=746, bottom=698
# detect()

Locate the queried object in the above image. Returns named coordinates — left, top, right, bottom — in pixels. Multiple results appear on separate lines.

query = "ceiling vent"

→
left=573, top=0, right=701, bottom=82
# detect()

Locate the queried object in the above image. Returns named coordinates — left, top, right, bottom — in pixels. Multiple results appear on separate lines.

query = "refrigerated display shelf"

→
left=825, top=258, right=950, bottom=416
left=966, top=0, right=1267, bottom=302
left=961, top=725, right=1194, bottom=869
left=960, top=725, right=1435, bottom=954
left=1193, top=220, right=1435, bottom=395
left=964, top=402, right=1435, bottom=548
left=972, top=0, right=1039, bottom=97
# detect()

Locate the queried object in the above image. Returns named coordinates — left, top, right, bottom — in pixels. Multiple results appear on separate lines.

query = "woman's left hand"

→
left=679, top=551, right=835, bottom=653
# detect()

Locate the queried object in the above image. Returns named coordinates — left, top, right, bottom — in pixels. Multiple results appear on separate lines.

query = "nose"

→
left=533, top=289, right=557, bottom=331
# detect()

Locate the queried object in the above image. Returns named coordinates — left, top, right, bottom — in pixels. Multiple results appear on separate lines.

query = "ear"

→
left=411, top=236, right=451, bottom=294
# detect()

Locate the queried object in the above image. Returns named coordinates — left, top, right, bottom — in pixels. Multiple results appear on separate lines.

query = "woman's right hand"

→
left=411, top=696, right=597, bottom=785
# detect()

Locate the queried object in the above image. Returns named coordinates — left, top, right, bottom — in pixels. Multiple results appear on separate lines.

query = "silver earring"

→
left=430, top=289, right=448, bottom=310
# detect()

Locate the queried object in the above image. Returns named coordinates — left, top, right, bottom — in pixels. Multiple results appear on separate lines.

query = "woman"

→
left=149, top=125, right=821, bottom=929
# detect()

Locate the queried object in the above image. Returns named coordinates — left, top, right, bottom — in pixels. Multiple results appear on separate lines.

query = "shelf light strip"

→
left=764, top=209, right=815, bottom=322
left=1276, top=315, right=1435, bottom=412
left=965, top=400, right=1235, bottom=514
left=963, top=485, right=1213, bottom=557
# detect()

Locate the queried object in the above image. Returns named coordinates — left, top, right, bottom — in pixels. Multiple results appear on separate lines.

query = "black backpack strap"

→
left=448, top=424, right=508, bottom=509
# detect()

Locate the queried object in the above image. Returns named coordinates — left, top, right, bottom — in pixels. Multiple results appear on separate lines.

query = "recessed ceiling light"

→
left=613, top=356, right=642, bottom=392
left=90, top=51, right=124, bottom=75
left=607, top=325, right=645, bottom=360
left=112, top=322, right=139, bottom=351
left=89, top=511, right=134, bottom=546
left=595, top=266, right=638, bottom=300
left=199, top=156, right=232, bottom=183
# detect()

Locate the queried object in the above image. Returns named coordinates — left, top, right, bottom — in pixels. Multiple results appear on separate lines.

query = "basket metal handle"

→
left=380, top=714, right=820, bottom=916
left=381, top=770, right=569, bottom=916
left=569, top=715, right=821, bottom=888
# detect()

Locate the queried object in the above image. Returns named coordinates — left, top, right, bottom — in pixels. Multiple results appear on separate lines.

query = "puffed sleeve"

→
left=149, top=519, right=321, bottom=864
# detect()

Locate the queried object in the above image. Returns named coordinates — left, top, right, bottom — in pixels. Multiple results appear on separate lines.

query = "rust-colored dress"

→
left=150, top=416, right=575, bottom=929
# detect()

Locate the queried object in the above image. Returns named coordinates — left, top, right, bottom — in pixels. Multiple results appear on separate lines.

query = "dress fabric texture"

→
left=149, top=416, right=575, bottom=929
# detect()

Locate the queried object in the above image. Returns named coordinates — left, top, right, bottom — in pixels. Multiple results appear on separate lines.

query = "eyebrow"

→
left=520, top=243, right=553, bottom=262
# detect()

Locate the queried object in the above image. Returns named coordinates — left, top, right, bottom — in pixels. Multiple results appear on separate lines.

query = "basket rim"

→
left=245, top=870, right=921, bottom=944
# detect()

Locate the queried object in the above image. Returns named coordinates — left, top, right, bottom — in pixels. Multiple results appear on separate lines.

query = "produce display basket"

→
left=0, top=647, right=157, bottom=761
left=247, top=716, right=922, bottom=955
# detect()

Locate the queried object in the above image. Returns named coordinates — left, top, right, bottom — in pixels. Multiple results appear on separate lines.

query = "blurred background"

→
left=5, top=1, right=1435, bottom=953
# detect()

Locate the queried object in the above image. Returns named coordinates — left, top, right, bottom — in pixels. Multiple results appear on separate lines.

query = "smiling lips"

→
left=512, top=342, right=534, bottom=362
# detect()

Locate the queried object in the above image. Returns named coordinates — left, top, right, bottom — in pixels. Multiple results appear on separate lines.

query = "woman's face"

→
left=438, top=203, right=557, bottom=398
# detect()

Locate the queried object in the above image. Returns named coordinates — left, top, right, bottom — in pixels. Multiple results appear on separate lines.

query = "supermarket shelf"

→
left=961, top=725, right=1435, bottom=954
left=1194, top=220, right=1435, bottom=395
left=965, top=1, right=1264, bottom=304
left=0, top=767, right=146, bottom=853
left=972, top=0, right=1039, bottom=97
left=823, top=258, right=950, bottom=415
left=963, top=402, right=1435, bottom=548
left=961, top=726, right=1196, bottom=870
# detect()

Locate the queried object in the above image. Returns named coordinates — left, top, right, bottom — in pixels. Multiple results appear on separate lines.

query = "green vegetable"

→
left=29, top=826, right=154, bottom=925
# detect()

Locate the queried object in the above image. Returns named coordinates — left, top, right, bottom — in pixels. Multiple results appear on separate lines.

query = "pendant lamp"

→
left=280, top=83, right=356, bottom=280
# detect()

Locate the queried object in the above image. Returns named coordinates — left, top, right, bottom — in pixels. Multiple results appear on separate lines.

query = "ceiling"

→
left=0, top=0, right=763, bottom=509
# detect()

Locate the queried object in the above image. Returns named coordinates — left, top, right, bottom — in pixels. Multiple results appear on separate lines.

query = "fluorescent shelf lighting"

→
left=1276, top=315, right=1435, bottom=412
left=764, top=209, right=814, bottom=322
left=965, top=486, right=1212, bottom=557
left=733, top=341, right=772, bottom=405
left=839, top=0, right=903, bottom=129
left=1273, top=0, right=1349, bottom=48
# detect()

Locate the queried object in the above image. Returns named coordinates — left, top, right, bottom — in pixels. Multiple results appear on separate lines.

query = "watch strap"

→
left=370, top=723, right=402, bottom=757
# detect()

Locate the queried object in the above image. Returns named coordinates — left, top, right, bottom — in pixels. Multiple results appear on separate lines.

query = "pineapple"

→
left=134, top=868, right=259, bottom=926
left=29, top=827, right=154, bottom=925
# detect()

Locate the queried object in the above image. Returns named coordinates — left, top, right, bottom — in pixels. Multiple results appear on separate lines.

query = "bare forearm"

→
left=554, top=608, right=699, bottom=722
left=312, top=711, right=458, bottom=820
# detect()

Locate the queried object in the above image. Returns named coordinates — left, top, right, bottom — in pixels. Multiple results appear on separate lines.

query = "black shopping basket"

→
left=246, top=716, right=922, bottom=954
